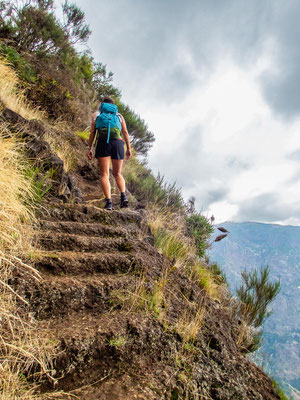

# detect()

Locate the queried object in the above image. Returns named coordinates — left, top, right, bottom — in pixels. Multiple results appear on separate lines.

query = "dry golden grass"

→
left=190, top=263, right=221, bottom=300
left=235, top=320, right=255, bottom=352
left=147, top=208, right=195, bottom=269
left=147, top=208, right=222, bottom=300
left=0, top=129, right=64, bottom=399
left=175, top=305, right=205, bottom=343
left=0, top=58, right=45, bottom=121
left=110, top=272, right=168, bottom=323
left=0, top=132, right=34, bottom=252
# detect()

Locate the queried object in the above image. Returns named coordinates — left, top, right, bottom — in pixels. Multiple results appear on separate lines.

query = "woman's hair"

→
left=103, top=97, right=115, bottom=104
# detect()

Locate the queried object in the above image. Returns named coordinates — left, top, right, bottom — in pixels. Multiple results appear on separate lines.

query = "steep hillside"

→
left=209, top=221, right=300, bottom=398
left=1, top=106, right=284, bottom=400
left=0, top=5, right=289, bottom=393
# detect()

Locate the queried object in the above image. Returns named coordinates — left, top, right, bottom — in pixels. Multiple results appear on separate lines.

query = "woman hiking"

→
left=87, top=97, right=131, bottom=210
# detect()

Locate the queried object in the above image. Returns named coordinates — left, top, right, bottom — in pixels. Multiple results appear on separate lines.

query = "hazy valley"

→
left=209, top=221, right=300, bottom=399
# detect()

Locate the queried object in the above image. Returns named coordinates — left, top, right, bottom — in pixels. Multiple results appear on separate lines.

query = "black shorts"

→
left=95, top=139, right=124, bottom=160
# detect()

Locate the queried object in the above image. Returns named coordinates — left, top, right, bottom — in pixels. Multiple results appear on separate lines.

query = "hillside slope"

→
left=17, top=202, right=281, bottom=400
left=2, top=107, right=284, bottom=399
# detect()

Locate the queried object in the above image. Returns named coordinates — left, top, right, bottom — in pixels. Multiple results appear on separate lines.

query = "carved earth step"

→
left=38, top=231, right=134, bottom=252
left=34, top=251, right=140, bottom=276
left=18, top=274, right=138, bottom=319
left=38, top=311, right=168, bottom=392
left=41, top=203, right=143, bottom=226
left=38, top=220, right=131, bottom=238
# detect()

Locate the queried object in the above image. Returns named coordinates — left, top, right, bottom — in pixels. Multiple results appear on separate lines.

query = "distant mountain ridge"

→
left=209, top=221, right=300, bottom=399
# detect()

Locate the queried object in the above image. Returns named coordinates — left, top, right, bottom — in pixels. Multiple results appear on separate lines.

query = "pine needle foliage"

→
left=237, top=266, right=280, bottom=329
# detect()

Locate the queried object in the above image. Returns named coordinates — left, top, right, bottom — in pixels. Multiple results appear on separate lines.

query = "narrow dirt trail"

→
left=20, top=166, right=168, bottom=399
left=1, top=106, right=282, bottom=399
left=12, top=175, right=282, bottom=400
left=32, top=201, right=164, bottom=399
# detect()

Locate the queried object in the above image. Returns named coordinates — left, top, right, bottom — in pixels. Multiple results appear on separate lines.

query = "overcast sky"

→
left=57, top=0, right=300, bottom=225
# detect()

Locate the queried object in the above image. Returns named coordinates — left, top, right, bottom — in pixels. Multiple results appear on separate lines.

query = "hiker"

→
left=87, top=97, right=131, bottom=210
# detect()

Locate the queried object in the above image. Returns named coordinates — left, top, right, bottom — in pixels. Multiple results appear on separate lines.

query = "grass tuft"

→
left=75, top=130, right=89, bottom=140
left=175, top=306, right=205, bottom=343
left=147, top=208, right=222, bottom=300
left=107, top=334, right=127, bottom=348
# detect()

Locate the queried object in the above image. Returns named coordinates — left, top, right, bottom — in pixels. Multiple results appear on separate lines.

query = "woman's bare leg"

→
left=98, top=157, right=111, bottom=198
left=112, top=159, right=125, bottom=193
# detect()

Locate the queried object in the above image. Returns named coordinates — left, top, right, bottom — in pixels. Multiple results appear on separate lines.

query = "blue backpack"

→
left=95, top=103, right=122, bottom=143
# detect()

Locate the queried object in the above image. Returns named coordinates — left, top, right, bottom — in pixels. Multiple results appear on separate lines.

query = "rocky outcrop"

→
left=0, top=107, right=83, bottom=203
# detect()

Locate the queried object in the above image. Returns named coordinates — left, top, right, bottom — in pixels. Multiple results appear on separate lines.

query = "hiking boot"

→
left=120, top=193, right=128, bottom=208
left=104, top=199, right=113, bottom=210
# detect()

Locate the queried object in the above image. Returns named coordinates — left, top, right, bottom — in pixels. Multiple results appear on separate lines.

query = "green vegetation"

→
left=117, top=100, right=155, bottom=156
left=0, top=0, right=155, bottom=155
left=107, top=334, right=127, bottom=348
left=271, top=379, right=292, bottom=400
left=154, top=227, right=191, bottom=263
left=75, top=130, right=89, bottom=140
left=237, top=266, right=280, bottom=329
left=24, top=165, right=54, bottom=206
left=236, top=266, right=280, bottom=352
left=0, top=44, right=36, bottom=83
left=207, top=261, right=228, bottom=285
left=186, top=213, right=214, bottom=258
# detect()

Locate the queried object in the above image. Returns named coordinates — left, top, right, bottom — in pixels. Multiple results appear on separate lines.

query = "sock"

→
left=121, top=192, right=126, bottom=200
left=106, top=198, right=112, bottom=203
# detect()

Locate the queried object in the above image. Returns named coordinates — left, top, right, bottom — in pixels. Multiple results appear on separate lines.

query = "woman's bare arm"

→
left=87, top=112, right=98, bottom=160
left=88, top=112, right=98, bottom=149
left=121, top=116, right=131, bottom=159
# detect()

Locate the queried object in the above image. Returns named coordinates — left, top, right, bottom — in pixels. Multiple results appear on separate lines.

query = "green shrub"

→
left=237, top=266, right=280, bottom=329
left=236, top=266, right=280, bottom=352
left=62, top=49, right=94, bottom=84
left=116, top=101, right=155, bottom=156
left=0, top=45, right=36, bottom=83
left=186, top=214, right=214, bottom=258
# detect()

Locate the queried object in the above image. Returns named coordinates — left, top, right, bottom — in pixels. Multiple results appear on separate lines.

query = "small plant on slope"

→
left=236, top=265, right=280, bottom=352
left=107, top=334, right=127, bottom=348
